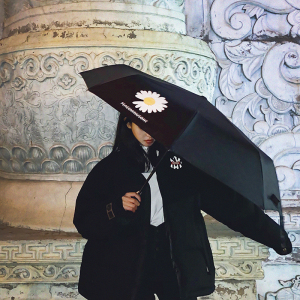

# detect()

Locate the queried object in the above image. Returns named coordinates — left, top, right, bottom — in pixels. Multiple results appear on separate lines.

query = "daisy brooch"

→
left=170, top=156, right=182, bottom=169
left=133, top=90, right=168, bottom=113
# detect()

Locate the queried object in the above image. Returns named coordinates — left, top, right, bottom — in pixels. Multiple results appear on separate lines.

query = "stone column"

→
left=0, top=0, right=217, bottom=232
left=0, top=0, right=4, bottom=39
left=196, top=0, right=300, bottom=299
left=185, top=0, right=211, bottom=39
left=0, top=2, right=273, bottom=300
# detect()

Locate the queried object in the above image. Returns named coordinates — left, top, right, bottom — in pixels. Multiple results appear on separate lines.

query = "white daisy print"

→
left=170, top=156, right=182, bottom=169
left=133, top=90, right=168, bottom=113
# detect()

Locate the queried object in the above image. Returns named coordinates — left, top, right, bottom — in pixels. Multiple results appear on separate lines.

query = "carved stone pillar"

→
left=185, top=0, right=211, bottom=39
left=0, top=1, right=217, bottom=232
left=206, top=0, right=300, bottom=299
left=0, top=216, right=268, bottom=300
left=0, top=0, right=4, bottom=39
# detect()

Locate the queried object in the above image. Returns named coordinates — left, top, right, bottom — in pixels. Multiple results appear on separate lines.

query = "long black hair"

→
left=113, top=114, right=166, bottom=172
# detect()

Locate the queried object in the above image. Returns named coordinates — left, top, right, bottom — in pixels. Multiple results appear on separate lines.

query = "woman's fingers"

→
left=122, top=201, right=138, bottom=212
left=123, top=204, right=137, bottom=212
left=125, top=192, right=141, bottom=202
left=122, top=192, right=141, bottom=212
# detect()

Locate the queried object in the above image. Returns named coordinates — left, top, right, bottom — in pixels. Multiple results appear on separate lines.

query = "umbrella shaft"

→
left=137, top=150, right=168, bottom=195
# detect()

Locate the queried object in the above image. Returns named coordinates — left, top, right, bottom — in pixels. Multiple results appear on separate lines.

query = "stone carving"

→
left=210, top=237, right=268, bottom=280
left=0, top=264, right=80, bottom=283
left=50, top=284, right=82, bottom=299
left=259, top=275, right=300, bottom=300
left=210, top=1, right=300, bottom=196
left=267, top=211, right=300, bottom=230
left=0, top=58, right=16, bottom=87
left=211, top=0, right=299, bottom=41
left=0, top=238, right=266, bottom=264
left=262, top=43, right=300, bottom=104
left=57, top=74, right=77, bottom=90
left=209, top=238, right=269, bottom=259
left=0, top=49, right=216, bottom=177
left=0, top=241, right=85, bottom=262
left=258, top=133, right=300, bottom=192
left=215, top=260, right=264, bottom=279
left=0, top=143, right=112, bottom=175
left=19, top=53, right=64, bottom=82
left=0, top=237, right=266, bottom=283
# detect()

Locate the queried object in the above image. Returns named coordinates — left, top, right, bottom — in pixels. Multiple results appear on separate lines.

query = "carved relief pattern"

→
left=267, top=211, right=300, bottom=231
left=0, top=241, right=85, bottom=262
left=0, top=240, right=84, bottom=283
left=209, top=237, right=269, bottom=259
left=258, top=275, right=300, bottom=300
left=0, top=49, right=216, bottom=177
left=0, top=264, right=80, bottom=283
left=215, top=260, right=264, bottom=279
left=210, top=0, right=300, bottom=194
left=0, top=237, right=266, bottom=283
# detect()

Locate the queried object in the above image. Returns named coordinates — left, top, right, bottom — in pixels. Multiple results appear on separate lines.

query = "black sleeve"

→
left=73, top=154, right=130, bottom=240
left=199, top=176, right=292, bottom=255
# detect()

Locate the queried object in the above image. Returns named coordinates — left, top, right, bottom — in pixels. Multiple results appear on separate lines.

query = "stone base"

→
left=202, top=280, right=257, bottom=300
left=0, top=283, right=85, bottom=300
left=0, top=281, right=257, bottom=300
left=0, top=217, right=268, bottom=300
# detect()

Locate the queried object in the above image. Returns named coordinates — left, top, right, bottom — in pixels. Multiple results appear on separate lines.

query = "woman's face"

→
left=127, top=122, right=155, bottom=147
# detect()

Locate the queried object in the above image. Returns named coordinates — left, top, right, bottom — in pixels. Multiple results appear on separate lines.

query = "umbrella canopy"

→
left=80, top=64, right=280, bottom=212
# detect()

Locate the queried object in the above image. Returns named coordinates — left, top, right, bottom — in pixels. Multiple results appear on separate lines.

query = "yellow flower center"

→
left=143, top=97, right=156, bottom=106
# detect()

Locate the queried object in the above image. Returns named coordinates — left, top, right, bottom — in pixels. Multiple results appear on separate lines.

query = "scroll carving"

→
left=210, top=0, right=300, bottom=193
left=0, top=238, right=266, bottom=283
left=211, top=0, right=295, bottom=40
left=0, top=49, right=216, bottom=177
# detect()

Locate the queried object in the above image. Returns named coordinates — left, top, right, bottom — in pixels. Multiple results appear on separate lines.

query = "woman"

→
left=74, top=115, right=292, bottom=300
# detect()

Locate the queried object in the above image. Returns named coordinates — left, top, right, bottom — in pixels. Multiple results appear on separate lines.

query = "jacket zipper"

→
left=165, top=222, right=182, bottom=292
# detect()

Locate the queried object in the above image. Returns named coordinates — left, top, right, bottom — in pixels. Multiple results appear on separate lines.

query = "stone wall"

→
left=1, top=0, right=299, bottom=299
left=0, top=0, right=4, bottom=39
left=186, top=0, right=300, bottom=299
left=0, top=0, right=217, bottom=231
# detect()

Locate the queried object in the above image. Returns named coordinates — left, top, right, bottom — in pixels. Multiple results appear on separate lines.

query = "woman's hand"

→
left=122, top=192, right=141, bottom=213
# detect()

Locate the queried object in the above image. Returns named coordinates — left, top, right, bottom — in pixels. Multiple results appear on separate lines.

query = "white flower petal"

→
left=135, top=94, right=144, bottom=100
left=132, top=101, right=141, bottom=105
left=152, top=92, right=161, bottom=97
left=133, top=90, right=168, bottom=113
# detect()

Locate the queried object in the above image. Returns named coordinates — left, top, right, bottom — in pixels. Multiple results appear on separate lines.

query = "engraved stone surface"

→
left=0, top=220, right=266, bottom=299
left=257, top=268, right=300, bottom=300
left=209, top=1, right=300, bottom=207
left=0, top=7, right=217, bottom=229
left=0, top=28, right=216, bottom=180
left=206, top=1, right=300, bottom=299
left=4, top=1, right=298, bottom=299
left=204, top=281, right=257, bottom=300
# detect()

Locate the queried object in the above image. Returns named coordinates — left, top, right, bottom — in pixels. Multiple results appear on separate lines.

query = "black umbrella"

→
left=81, top=65, right=280, bottom=207
left=80, top=65, right=289, bottom=251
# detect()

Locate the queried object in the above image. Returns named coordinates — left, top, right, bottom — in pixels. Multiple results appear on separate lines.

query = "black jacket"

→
left=73, top=149, right=292, bottom=300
